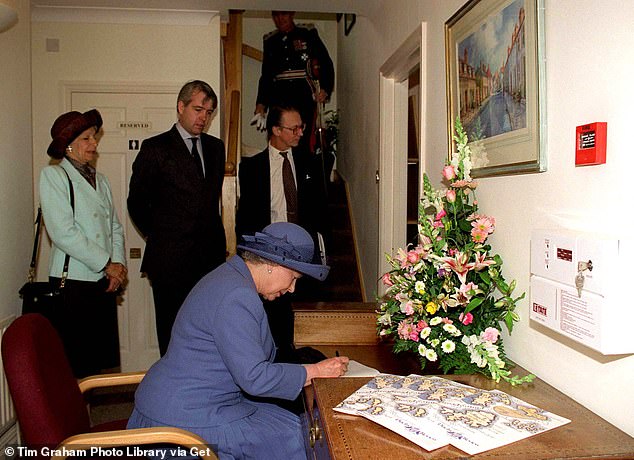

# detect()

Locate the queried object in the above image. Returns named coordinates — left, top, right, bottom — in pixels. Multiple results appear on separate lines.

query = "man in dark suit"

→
left=128, top=80, right=226, bottom=356
left=237, top=105, right=325, bottom=240
left=237, top=105, right=327, bottom=365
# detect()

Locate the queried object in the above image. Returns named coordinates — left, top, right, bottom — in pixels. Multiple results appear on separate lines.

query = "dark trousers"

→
left=263, top=296, right=327, bottom=365
left=51, top=276, right=120, bottom=378
left=262, top=295, right=326, bottom=416
left=150, top=276, right=199, bottom=356
left=263, top=297, right=295, bottom=363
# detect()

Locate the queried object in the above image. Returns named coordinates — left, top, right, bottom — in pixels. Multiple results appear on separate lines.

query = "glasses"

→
left=278, top=124, right=306, bottom=135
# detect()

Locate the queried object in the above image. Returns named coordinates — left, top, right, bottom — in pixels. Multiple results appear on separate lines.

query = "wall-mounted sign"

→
left=118, top=121, right=152, bottom=129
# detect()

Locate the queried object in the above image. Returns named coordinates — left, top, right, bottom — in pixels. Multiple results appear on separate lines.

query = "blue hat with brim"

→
left=237, top=222, right=330, bottom=281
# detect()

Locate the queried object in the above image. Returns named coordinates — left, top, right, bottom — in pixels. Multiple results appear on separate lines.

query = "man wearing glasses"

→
left=237, top=105, right=325, bottom=238
left=236, top=105, right=328, bottom=370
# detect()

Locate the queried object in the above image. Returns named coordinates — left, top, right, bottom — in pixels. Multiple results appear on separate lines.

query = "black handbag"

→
left=20, top=169, right=74, bottom=324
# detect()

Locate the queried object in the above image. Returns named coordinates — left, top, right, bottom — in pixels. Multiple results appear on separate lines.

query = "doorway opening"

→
left=378, top=23, right=427, bottom=295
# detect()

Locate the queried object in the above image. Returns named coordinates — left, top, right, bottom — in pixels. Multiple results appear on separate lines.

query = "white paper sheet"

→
left=342, top=360, right=381, bottom=377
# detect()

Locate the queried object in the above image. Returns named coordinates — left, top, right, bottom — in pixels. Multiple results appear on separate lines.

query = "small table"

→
left=304, top=371, right=634, bottom=459
left=293, top=303, right=634, bottom=458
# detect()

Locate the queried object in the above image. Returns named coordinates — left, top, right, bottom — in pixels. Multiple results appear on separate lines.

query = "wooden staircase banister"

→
left=225, top=89, right=240, bottom=176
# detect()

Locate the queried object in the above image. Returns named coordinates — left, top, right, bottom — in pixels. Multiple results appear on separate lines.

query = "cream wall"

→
left=0, top=0, right=32, bottom=323
left=31, top=10, right=221, bottom=178
left=339, top=0, right=634, bottom=435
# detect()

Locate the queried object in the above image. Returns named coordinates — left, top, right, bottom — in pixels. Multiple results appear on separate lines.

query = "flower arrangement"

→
left=377, top=119, right=534, bottom=385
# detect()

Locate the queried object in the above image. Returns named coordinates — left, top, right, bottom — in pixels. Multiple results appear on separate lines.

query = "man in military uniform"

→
left=251, top=11, right=334, bottom=158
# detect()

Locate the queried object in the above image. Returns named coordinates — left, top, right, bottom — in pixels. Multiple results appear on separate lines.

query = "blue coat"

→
left=39, top=158, right=125, bottom=281
left=129, top=256, right=308, bottom=459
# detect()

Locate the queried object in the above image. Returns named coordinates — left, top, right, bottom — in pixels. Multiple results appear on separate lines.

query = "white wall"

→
left=31, top=9, right=221, bottom=178
left=339, top=0, right=634, bottom=435
left=0, top=0, right=32, bottom=324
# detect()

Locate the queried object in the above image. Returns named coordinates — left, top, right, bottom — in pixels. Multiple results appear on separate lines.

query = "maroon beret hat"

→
left=47, top=109, right=103, bottom=159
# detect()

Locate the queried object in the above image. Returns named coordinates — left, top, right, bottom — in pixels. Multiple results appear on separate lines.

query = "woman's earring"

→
left=267, top=268, right=272, bottom=274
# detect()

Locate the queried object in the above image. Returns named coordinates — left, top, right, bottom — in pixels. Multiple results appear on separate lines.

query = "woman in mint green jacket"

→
left=40, top=109, right=127, bottom=378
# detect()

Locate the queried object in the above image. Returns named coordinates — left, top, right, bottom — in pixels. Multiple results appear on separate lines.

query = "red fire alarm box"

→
left=575, top=122, right=607, bottom=166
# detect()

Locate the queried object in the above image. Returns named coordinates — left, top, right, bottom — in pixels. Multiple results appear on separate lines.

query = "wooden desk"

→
left=294, top=303, right=634, bottom=458
left=306, top=373, right=634, bottom=459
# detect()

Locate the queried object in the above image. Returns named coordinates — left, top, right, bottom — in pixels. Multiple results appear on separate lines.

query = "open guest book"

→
left=334, top=373, right=570, bottom=456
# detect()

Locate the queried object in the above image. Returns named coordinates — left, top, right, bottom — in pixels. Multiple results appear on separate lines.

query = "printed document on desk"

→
left=334, top=374, right=570, bottom=455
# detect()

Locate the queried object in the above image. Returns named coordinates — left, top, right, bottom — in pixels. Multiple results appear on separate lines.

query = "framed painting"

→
left=445, top=0, right=546, bottom=177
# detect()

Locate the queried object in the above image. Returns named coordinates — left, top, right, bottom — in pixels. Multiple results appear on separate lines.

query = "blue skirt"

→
left=127, top=402, right=307, bottom=460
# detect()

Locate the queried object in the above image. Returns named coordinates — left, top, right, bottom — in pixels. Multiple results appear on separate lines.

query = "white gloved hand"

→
left=250, top=113, right=267, bottom=131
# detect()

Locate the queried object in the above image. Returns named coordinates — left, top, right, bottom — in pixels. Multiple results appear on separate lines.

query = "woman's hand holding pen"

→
left=303, top=355, right=349, bottom=386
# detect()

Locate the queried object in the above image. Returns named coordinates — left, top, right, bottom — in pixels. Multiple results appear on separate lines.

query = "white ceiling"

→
left=30, top=0, right=381, bottom=16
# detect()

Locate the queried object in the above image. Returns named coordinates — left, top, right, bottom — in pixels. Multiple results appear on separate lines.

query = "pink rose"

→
left=401, top=301, right=415, bottom=316
left=417, top=320, right=429, bottom=329
left=481, top=327, right=500, bottom=343
left=442, top=165, right=456, bottom=180
left=459, top=312, right=473, bottom=325
left=435, top=209, right=447, bottom=221
left=446, top=189, right=456, bottom=203
left=407, top=250, right=420, bottom=264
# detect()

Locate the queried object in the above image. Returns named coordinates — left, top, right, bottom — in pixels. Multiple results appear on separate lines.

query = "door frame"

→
left=378, top=23, right=427, bottom=295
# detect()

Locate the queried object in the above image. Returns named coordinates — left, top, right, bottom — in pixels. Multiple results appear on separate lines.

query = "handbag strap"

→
left=28, top=166, right=76, bottom=287
left=59, top=167, right=75, bottom=288
left=27, top=208, right=43, bottom=283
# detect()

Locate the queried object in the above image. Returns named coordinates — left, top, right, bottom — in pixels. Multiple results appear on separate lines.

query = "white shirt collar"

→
left=175, top=123, right=198, bottom=143
left=268, top=142, right=292, bottom=159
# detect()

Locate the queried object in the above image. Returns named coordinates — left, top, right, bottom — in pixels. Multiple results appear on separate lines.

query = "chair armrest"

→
left=78, top=371, right=146, bottom=394
left=52, top=427, right=218, bottom=460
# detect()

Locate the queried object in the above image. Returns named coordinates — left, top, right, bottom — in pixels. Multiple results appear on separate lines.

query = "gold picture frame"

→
left=445, top=0, right=546, bottom=177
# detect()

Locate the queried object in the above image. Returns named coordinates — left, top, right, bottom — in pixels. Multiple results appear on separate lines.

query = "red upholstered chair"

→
left=1, top=313, right=217, bottom=459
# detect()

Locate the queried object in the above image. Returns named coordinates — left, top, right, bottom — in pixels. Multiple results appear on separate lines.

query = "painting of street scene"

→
left=457, top=0, right=526, bottom=142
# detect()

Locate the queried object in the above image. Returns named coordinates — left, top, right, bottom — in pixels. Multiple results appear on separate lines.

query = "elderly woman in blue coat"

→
left=128, top=222, right=349, bottom=459
left=40, top=109, right=127, bottom=377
